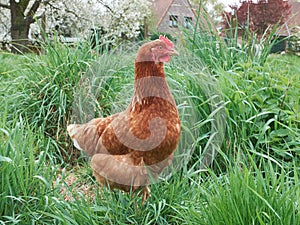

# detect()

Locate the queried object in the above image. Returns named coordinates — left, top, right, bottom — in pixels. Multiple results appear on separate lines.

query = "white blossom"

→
left=0, top=0, right=151, bottom=45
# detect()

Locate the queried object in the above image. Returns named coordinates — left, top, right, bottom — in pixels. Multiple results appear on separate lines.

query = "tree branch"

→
left=0, top=2, right=10, bottom=9
left=27, top=0, right=42, bottom=23
left=28, top=0, right=41, bottom=16
left=96, top=0, right=114, bottom=14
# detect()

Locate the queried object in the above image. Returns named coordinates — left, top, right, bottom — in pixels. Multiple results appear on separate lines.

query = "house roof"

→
left=156, top=0, right=175, bottom=28
left=151, top=0, right=172, bottom=26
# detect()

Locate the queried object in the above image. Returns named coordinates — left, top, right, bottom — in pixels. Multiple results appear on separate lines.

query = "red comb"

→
left=159, top=35, right=174, bottom=48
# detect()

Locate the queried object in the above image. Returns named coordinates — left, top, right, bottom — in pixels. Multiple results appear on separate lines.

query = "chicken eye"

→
left=159, top=46, right=163, bottom=49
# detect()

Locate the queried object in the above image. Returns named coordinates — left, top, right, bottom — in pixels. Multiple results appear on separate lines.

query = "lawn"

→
left=0, top=35, right=299, bottom=225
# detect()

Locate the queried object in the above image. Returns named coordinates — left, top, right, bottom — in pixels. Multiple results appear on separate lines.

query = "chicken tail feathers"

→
left=67, top=124, right=84, bottom=151
left=67, top=121, right=103, bottom=156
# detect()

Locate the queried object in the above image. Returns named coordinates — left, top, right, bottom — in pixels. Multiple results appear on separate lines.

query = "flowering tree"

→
left=100, top=0, right=151, bottom=40
left=0, top=0, right=151, bottom=53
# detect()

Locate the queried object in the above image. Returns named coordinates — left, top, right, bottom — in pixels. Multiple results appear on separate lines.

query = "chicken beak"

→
left=169, top=49, right=179, bottom=56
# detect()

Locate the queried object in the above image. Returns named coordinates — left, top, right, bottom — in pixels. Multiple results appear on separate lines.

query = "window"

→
left=169, top=15, right=178, bottom=28
left=184, top=16, right=192, bottom=29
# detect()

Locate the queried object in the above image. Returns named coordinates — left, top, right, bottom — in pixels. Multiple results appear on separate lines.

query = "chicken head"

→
left=135, top=35, right=179, bottom=63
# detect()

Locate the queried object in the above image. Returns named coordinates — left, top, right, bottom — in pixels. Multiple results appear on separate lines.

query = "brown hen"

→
left=67, top=36, right=180, bottom=203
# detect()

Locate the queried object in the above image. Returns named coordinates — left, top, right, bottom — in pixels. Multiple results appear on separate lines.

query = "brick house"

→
left=149, top=0, right=210, bottom=34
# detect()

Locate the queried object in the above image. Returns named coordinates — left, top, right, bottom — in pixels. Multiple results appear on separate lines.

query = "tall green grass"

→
left=1, top=41, right=99, bottom=162
left=1, top=116, right=298, bottom=224
left=0, top=29, right=299, bottom=224
left=180, top=7, right=299, bottom=170
left=0, top=114, right=57, bottom=223
left=218, top=56, right=299, bottom=169
left=187, top=158, right=300, bottom=225
left=185, top=3, right=281, bottom=74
